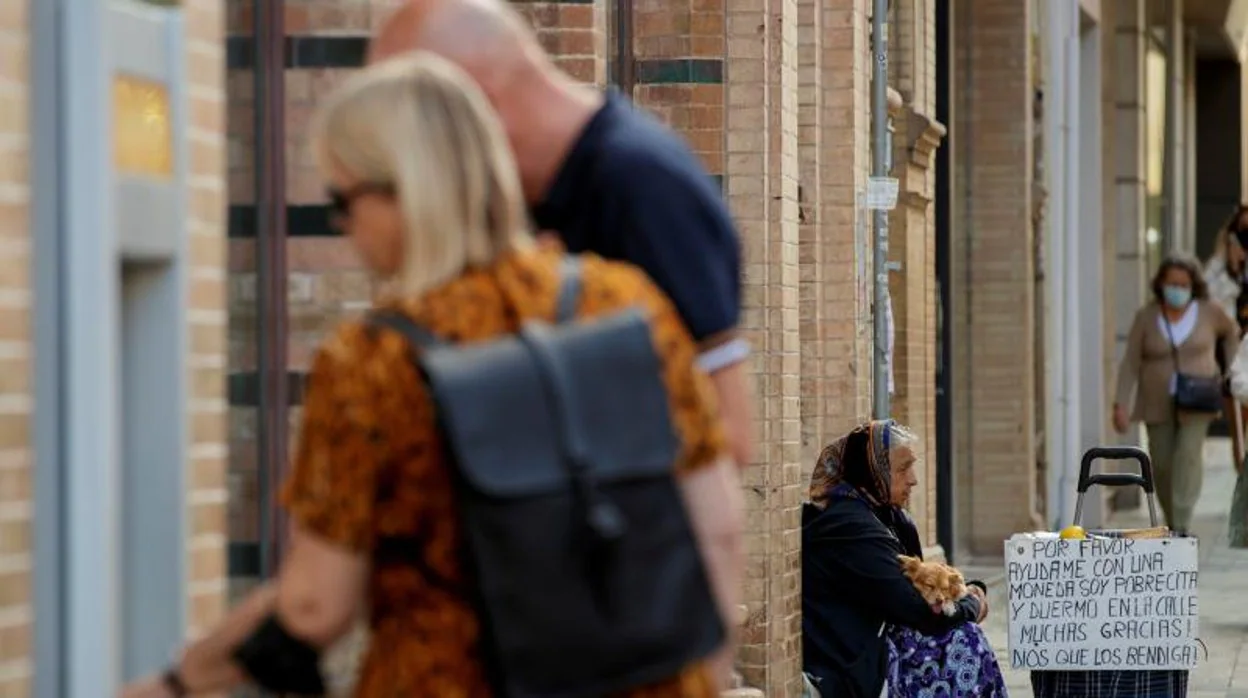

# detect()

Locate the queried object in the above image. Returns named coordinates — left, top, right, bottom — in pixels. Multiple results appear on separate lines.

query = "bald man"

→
left=371, top=0, right=754, bottom=470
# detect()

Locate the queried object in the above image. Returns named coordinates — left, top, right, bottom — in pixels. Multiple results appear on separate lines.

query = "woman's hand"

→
left=1112, top=404, right=1129, bottom=434
left=967, top=585, right=989, bottom=623
left=119, top=676, right=175, bottom=698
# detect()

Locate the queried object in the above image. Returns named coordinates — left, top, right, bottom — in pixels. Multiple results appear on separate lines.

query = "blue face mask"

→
left=1162, top=285, right=1192, bottom=308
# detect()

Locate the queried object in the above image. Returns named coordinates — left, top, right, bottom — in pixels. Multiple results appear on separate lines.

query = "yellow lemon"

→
left=1059, top=525, right=1087, bottom=540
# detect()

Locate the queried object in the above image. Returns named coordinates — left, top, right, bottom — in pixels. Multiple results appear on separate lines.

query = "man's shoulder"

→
left=593, top=102, right=721, bottom=201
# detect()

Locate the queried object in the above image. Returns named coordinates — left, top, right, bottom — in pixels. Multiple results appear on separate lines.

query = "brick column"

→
left=888, top=0, right=944, bottom=551
left=1110, top=0, right=1148, bottom=505
left=725, top=0, right=801, bottom=691
left=185, top=0, right=231, bottom=636
left=0, top=0, right=31, bottom=691
left=797, top=0, right=824, bottom=470
left=820, top=1, right=874, bottom=441
left=949, top=0, right=1040, bottom=556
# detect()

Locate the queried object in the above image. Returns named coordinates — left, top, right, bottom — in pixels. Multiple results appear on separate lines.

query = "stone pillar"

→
left=1109, top=0, right=1149, bottom=509
left=185, top=0, right=231, bottom=638
left=797, top=0, right=825, bottom=473
left=1110, top=6, right=1148, bottom=405
left=888, top=0, right=944, bottom=552
left=1163, top=0, right=1187, bottom=252
left=725, top=0, right=801, bottom=691
left=819, top=1, right=874, bottom=442
left=950, top=0, right=1040, bottom=556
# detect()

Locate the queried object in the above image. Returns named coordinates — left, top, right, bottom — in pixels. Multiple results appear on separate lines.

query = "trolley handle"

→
left=1077, top=446, right=1155, bottom=494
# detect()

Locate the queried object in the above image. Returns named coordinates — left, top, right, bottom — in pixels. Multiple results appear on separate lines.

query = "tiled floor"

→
left=979, top=437, right=1248, bottom=697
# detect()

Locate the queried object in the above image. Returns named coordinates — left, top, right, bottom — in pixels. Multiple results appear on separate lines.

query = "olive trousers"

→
left=1145, top=414, right=1212, bottom=532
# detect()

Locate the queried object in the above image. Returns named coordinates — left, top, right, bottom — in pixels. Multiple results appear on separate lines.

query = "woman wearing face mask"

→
left=1113, top=254, right=1238, bottom=535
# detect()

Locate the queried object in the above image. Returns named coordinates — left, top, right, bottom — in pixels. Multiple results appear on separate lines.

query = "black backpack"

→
left=367, top=256, right=724, bottom=698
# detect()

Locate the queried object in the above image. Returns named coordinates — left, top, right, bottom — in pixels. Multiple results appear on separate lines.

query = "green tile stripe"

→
left=635, top=58, right=723, bottom=84
left=510, top=0, right=594, bottom=4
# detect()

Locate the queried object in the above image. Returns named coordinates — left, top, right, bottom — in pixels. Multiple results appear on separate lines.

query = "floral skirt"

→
left=885, top=623, right=1008, bottom=698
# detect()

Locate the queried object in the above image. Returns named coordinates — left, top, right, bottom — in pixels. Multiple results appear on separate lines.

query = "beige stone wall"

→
left=888, top=0, right=942, bottom=551
left=725, top=0, right=802, bottom=691
left=185, top=0, right=231, bottom=636
left=0, top=0, right=31, bottom=692
left=949, top=0, right=1043, bottom=557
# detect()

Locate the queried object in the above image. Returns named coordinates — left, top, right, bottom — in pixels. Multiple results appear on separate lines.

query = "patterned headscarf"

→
left=808, top=419, right=896, bottom=511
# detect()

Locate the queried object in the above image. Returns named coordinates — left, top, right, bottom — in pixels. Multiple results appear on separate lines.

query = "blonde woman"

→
left=119, top=53, right=740, bottom=698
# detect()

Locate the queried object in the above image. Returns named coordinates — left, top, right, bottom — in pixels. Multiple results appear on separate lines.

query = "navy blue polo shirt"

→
left=532, top=92, right=742, bottom=364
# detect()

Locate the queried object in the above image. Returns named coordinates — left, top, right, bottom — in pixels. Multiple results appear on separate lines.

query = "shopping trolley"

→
left=1028, top=446, right=1192, bottom=698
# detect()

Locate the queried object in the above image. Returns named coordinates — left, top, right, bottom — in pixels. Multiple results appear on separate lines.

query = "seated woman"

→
left=801, top=420, right=1007, bottom=698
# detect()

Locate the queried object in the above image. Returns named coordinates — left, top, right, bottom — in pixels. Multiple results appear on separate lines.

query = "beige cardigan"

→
left=1114, top=300, right=1237, bottom=425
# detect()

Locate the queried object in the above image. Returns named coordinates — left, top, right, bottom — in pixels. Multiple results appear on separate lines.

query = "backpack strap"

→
left=367, top=308, right=445, bottom=349
left=555, top=256, right=583, bottom=324
left=369, top=255, right=582, bottom=343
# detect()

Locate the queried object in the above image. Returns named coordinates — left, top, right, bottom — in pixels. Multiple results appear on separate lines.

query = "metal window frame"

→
left=34, top=0, right=193, bottom=690
left=253, top=0, right=290, bottom=578
left=33, top=0, right=123, bottom=694
left=934, top=0, right=954, bottom=561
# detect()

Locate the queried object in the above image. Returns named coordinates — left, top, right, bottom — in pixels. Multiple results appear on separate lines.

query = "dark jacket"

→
left=801, top=497, right=982, bottom=698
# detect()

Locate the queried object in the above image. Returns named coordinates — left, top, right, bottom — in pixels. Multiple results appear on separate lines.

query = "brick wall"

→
left=0, top=0, right=31, bottom=692
left=796, top=0, right=824, bottom=475
left=888, top=0, right=943, bottom=551
left=224, top=1, right=259, bottom=601
left=949, top=0, right=1042, bottom=557
left=826, top=2, right=876, bottom=439
left=185, top=0, right=231, bottom=637
left=629, top=7, right=725, bottom=179
left=725, top=0, right=802, bottom=691
left=1111, top=0, right=1148, bottom=450
left=512, top=0, right=605, bottom=86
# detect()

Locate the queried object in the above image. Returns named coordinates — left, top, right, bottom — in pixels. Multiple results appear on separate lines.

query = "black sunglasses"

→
left=326, top=182, right=395, bottom=222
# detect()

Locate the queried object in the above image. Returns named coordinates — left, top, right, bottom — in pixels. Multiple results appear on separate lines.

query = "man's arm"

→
left=614, top=155, right=752, bottom=466
left=705, top=360, right=754, bottom=467
left=681, top=456, right=746, bottom=688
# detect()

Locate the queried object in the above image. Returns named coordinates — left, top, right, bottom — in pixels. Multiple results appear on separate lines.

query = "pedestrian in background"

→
left=1204, top=204, right=1248, bottom=328
left=1205, top=204, right=1248, bottom=465
left=1113, top=253, right=1238, bottom=536
left=1220, top=299, right=1248, bottom=547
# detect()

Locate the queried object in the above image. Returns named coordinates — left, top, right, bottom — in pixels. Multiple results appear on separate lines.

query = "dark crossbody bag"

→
left=1162, top=310, right=1223, bottom=414
left=366, top=256, right=724, bottom=698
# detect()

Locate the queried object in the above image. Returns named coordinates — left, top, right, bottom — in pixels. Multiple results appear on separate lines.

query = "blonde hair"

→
left=311, top=51, right=532, bottom=295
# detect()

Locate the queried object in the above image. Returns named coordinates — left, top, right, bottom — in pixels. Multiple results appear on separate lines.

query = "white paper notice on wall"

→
left=1004, top=534, right=1200, bottom=671
left=864, top=176, right=899, bottom=210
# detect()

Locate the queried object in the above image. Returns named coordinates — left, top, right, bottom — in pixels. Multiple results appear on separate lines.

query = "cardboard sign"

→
left=1004, top=534, right=1200, bottom=671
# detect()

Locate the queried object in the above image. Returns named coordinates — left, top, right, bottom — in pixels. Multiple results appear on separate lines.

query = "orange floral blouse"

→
left=280, top=247, right=728, bottom=698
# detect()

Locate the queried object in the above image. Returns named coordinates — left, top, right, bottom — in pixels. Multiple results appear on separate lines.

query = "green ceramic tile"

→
left=635, top=59, right=724, bottom=84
